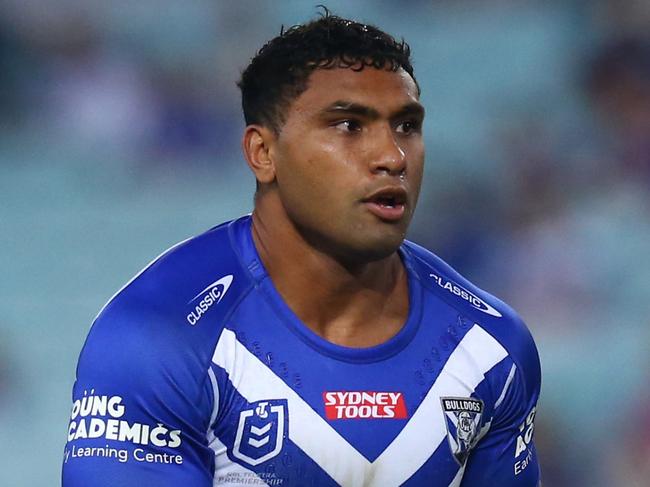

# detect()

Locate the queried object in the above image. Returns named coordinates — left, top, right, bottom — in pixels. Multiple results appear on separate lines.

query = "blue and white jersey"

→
left=62, top=215, right=541, bottom=486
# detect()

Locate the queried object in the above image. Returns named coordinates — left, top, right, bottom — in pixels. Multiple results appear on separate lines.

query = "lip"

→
left=363, top=201, right=406, bottom=221
left=362, top=186, right=408, bottom=222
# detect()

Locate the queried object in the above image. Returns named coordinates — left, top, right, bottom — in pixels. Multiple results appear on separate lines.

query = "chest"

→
left=206, top=316, right=504, bottom=486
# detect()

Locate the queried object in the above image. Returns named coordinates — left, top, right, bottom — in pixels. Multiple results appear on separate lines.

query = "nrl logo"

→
left=232, top=399, right=288, bottom=467
left=440, top=396, right=484, bottom=465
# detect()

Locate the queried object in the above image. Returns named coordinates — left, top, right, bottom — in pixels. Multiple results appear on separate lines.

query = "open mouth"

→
left=363, top=187, right=407, bottom=221
left=374, top=195, right=402, bottom=208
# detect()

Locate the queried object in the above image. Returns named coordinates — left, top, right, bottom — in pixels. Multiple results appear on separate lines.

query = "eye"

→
left=334, top=120, right=362, bottom=133
left=395, top=120, right=421, bottom=135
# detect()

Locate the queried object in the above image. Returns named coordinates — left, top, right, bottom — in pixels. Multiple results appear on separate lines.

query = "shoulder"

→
left=402, top=240, right=541, bottom=389
left=76, top=217, right=255, bottom=390
left=65, top=220, right=257, bottom=480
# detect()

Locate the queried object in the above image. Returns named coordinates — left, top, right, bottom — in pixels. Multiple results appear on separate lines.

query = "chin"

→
left=345, top=231, right=406, bottom=263
left=298, top=217, right=407, bottom=264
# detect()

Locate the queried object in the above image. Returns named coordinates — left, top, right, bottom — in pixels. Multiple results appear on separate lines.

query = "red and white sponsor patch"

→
left=323, top=391, right=408, bottom=420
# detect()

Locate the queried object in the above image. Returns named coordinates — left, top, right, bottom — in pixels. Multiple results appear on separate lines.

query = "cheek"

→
left=273, top=149, right=335, bottom=222
left=412, top=161, right=424, bottom=189
left=409, top=144, right=425, bottom=178
left=278, top=139, right=356, bottom=199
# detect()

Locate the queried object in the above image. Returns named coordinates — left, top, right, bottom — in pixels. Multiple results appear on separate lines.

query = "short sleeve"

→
left=461, top=341, right=542, bottom=486
left=62, top=298, right=216, bottom=487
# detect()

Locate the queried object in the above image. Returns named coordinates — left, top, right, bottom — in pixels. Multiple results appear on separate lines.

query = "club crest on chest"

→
left=440, top=396, right=484, bottom=465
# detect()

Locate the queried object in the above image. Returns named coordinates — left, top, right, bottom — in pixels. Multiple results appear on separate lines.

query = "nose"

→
left=369, top=127, right=406, bottom=176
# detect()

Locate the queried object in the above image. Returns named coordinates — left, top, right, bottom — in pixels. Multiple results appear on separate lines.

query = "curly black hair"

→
left=237, top=8, right=417, bottom=133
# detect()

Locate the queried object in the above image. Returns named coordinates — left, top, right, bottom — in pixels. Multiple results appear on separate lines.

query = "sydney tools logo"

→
left=323, top=391, right=408, bottom=419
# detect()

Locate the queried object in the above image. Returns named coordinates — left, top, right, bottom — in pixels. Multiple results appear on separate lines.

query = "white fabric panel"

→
left=211, top=324, right=508, bottom=486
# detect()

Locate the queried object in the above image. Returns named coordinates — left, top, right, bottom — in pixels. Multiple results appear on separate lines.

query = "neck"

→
left=251, top=193, right=409, bottom=347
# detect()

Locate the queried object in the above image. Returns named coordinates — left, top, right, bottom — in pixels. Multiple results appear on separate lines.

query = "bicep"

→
left=461, top=406, right=540, bottom=486
left=62, top=307, right=215, bottom=486
left=462, top=356, right=541, bottom=487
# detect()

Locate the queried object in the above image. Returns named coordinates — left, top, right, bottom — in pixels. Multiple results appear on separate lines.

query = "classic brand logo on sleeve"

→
left=323, top=391, right=408, bottom=419
left=186, top=274, right=233, bottom=325
left=429, top=273, right=502, bottom=317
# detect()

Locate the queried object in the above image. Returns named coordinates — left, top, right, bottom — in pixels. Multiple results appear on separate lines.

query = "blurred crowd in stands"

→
left=1, top=1, right=649, bottom=485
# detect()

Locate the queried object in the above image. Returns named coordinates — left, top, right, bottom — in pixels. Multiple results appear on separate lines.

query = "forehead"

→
left=289, top=67, right=420, bottom=117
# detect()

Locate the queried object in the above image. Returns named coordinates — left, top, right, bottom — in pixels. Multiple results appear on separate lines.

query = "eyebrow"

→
left=321, top=100, right=425, bottom=120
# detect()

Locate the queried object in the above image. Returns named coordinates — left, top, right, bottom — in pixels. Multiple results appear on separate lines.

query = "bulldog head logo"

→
left=440, top=397, right=484, bottom=465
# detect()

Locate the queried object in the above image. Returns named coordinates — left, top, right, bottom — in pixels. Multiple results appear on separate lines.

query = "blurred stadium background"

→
left=1, top=0, right=649, bottom=485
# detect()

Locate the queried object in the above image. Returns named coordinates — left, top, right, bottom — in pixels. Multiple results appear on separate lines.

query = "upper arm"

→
left=62, top=300, right=215, bottom=487
left=461, top=362, right=541, bottom=486
left=461, top=314, right=542, bottom=487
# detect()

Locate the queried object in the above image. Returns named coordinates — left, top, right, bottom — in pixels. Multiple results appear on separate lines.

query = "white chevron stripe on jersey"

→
left=494, top=363, right=517, bottom=410
left=212, top=328, right=371, bottom=486
left=448, top=463, right=466, bottom=487
left=370, top=324, right=508, bottom=486
left=212, top=324, right=508, bottom=486
left=208, top=436, right=269, bottom=487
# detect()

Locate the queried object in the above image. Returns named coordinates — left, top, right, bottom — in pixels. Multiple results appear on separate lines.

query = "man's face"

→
left=268, top=66, right=425, bottom=263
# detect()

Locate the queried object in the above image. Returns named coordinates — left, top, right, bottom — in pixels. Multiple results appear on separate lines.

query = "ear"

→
left=242, top=125, right=277, bottom=184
